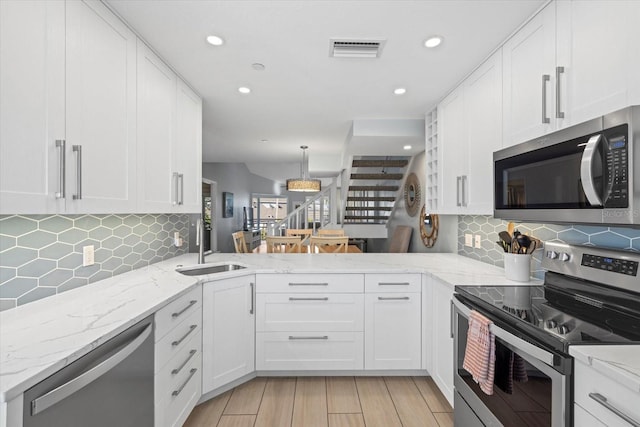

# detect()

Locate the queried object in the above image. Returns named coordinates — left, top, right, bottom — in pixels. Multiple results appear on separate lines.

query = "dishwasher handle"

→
left=31, top=323, right=153, bottom=416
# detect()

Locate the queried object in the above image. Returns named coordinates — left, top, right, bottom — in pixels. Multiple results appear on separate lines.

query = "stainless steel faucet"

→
left=196, top=218, right=205, bottom=264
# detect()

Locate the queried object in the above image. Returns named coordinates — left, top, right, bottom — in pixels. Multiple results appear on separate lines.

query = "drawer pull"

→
left=378, top=282, right=410, bottom=286
left=288, top=335, right=329, bottom=340
left=289, top=282, right=329, bottom=286
left=378, top=296, right=410, bottom=301
left=172, top=368, right=197, bottom=397
left=172, top=325, right=197, bottom=347
left=172, top=349, right=197, bottom=375
left=289, top=297, right=329, bottom=301
left=172, top=300, right=197, bottom=318
left=589, top=393, right=640, bottom=427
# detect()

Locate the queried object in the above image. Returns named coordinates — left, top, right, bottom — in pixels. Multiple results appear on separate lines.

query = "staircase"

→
left=343, top=157, right=410, bottom=226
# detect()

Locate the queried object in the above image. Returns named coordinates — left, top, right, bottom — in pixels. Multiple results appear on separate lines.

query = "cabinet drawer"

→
left=256, top=331, right=364, bottom=371
left=155, top=330, right=201, bottom=402
left=256, top=274, right=364, bottom=293
left=155, top=286, right=202, bottom=341
left=155, top=308, right=201, bottom=373
left=574, top=359, right=640, bottom=427
left=256, top=293, right=364, bottom=332
left=365, top=273, right=421, bottom=293
left=574, top=404, right=607, bottom=427
left=156, top=352, right=202, bottom=427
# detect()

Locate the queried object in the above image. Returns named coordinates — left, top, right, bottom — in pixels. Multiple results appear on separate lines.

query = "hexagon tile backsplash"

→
left=458, top=215, right=640, bottom=279
left=0, top=214, right=191, bottom=311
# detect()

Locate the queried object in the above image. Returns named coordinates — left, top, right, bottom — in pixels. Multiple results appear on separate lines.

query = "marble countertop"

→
left=570, top=345, right=640, bottom=394
left=0, top=252, right=539, bottom=403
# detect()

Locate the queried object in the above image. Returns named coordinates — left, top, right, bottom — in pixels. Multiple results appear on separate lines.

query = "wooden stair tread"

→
left=344, top=215, right=390, bottom=220
left=345, top=206, right=393, bottom=211
left=350, top=173, right=404, bottom=180
left=348, top=185, right=399, bottom=191
left=347, top=196, right=396, bottom=202
left=352, top=159, right=409, bottom=168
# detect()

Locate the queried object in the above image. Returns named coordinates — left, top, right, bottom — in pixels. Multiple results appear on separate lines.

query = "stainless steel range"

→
left=452, top=242, right=640, bottom=426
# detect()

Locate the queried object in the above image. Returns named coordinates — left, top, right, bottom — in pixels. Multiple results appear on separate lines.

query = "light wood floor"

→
left=184, top=376, right=453, bottom=427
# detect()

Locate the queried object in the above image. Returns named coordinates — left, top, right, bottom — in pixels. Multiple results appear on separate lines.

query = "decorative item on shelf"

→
left=496, top=225, right=542, bottom=282
left=404, top=173, right=421, bottom=217
left=222, top=192, right=234, bottom=218
left=419, top=205, right=439, bottom=247
left=286, top=145, right=321, bottom=192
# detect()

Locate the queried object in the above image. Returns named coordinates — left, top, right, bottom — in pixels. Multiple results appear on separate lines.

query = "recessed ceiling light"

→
left=252, top=63, right=266, bottom=71
left=394, top=88, right=407, bottom=95
left=238, top=87, right=251, bottom=94
left=206, top=35, right=224, bottom=46
left=403, top=145, right=412, bottom=150
left=424, top=36, right=443, bottom=48
left=260, top=139, right=269, bottom=143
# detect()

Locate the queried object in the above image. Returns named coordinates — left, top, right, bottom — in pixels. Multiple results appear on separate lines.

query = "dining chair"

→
left=266, top=236, right=303, bottom=253
left=310, top=236, right=348, bottom=253
left=285, top=229, right=313, bottom=240
left=232, top=231, right=249, bottom=253
left=317, top=229, right=345, bottom=237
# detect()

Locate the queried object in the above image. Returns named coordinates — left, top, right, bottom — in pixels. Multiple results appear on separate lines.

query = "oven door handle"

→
left=452, top=297, right=555, bottom=366
left=580, top=134, right=603, bottom=206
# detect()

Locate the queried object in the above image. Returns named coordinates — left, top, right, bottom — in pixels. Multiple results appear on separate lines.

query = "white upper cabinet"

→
left=435, top=50, right=502, bottom=215
left=65, top=0, right=137, bottom=213
left=0, top=1, right=65, bottom=214
left=502, top=2, right=556, bottom=147
left=137, top=41, right=177, bottom=212
left=175, top=80, right=203, bottom=213
left=556, top=0, right=637, bottom=127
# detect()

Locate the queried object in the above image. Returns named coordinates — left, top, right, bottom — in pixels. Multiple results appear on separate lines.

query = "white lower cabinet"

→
left=154, top=285, right=202, bottom=427
left=364, top=292, right=421, bottom=370
left=202, top=275, right=255, bottom=394
left=574, top=404, right=607, bottom=427
left=430, top=276, right=454, bottom=406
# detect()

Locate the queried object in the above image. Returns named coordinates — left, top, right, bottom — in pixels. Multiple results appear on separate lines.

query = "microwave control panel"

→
left=604, top=125, right=628, bottom=208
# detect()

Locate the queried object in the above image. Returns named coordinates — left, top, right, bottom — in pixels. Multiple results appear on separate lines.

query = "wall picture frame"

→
left=222, top=192, right=234, bottom=218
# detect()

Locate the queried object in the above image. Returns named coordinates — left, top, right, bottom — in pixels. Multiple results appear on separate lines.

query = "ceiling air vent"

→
left=329, top=39, right=386, bottom=58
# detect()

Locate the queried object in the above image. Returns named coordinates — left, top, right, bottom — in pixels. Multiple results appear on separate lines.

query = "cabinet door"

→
left=137, top=41, right=176, bottom=212
left=0, top=0, right=64, bottom=214
left=202, top=276, right=255, bottom=394
left=364, top=293, right=421, bottom=370
left=556, top=0, right=633, bottom=127
left=502, top=3, right=556, bottom=147
left=436, top=86, right=466, bottom=214
left=431, top=278, right=454, bottom=406
left=175, top=80, right=202, bottom=213
left=574, top=404, right=607, bottom=427
left=464, top=50, right=502, bottom=214
left=65, top=0, right=137, bottom=213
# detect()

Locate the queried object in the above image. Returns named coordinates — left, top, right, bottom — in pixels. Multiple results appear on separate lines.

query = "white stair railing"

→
left=274, top=179, right=339, bottom=234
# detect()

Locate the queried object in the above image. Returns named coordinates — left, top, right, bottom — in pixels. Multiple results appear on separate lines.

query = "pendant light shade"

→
left=286, top=146, right=321, bottom=192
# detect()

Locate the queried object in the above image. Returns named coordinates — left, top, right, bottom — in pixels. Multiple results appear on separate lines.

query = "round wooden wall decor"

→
left=403, top=173, right=421, bottom=217
left=419, top=205, right=439, bottom=248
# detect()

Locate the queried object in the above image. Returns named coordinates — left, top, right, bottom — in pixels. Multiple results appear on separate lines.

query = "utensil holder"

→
left=504, top=253, right=531, bottom=282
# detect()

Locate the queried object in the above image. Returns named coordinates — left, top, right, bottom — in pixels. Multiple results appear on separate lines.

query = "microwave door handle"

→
left=580, top=134, right=603, bottom=206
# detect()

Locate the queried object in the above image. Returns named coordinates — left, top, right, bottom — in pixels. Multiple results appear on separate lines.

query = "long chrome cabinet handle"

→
left=172, top=325, right=197, bottom=347
left=172, top=172, right=179, bottom=205
left=541, top=74, right=550, bottom=124
left=461, top=175, right=467, bottom=207
left=172, top=349, right=197, bottom=375
left=172, top=368, right=197, bottom=397
left=178, top=173, right=184, bottom=205
left=31, top=323, right=152, bottom=415
left=288, top=335, right=329, bottom=340
left=288, top=282, right=329, bottom=286
left=378, top=282, right=410, bottom=286
left=72, top=145, right=82, bottom=200
left=450, top=299, right=455, bottom=339
left=378, top=296, right=410, bottom=301
left=172, top=300, right=197, bottom=318
left=55, top=140, right=66, bottom=199
left=456, top=176, right=462, bottom=206
left=589, top=393, right=640, bottom=427
left=555, top=66, right=565, bottom=119
left=250, top=282, right=254, bottom=314
left=289, top=297, right=329, bottom=301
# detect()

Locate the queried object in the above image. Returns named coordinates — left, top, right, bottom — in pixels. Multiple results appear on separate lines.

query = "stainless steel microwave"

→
left=494, top=106, right=638, bottom=225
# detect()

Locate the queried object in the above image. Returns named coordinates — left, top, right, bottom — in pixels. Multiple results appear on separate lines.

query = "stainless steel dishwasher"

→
left=23, top=316, right=154, bottom=427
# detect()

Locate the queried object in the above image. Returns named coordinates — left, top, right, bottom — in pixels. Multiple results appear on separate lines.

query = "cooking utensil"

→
left=516, top=234, right=532, bottom=254
left=498, top=231, right=512, bottom=252
left=507, top=222, right=515, bottom=237
left=496, top=240, right=509, bottom=253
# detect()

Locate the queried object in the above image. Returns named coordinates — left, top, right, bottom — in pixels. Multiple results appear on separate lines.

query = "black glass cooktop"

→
left=455, top=272, right=640, bottom=353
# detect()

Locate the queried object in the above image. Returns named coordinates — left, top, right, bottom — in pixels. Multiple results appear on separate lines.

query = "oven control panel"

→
left=581, top=254, right=638, bottom=276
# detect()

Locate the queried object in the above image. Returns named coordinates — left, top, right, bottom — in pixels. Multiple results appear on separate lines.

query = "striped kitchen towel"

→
left=462, top=310, right=496, bottom=395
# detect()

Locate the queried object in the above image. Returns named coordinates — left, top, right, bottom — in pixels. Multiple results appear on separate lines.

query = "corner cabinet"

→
left=202, top=275, right=255, bottom=394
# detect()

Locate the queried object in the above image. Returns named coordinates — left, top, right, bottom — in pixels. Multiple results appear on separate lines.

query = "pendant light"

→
left=286, top=145, right=321, bottom=192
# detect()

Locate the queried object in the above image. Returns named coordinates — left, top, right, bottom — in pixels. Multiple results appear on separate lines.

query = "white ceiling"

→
left=106, top=0, right=545, bottom=175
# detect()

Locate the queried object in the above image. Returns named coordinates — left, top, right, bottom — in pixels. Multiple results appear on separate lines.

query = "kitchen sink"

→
left=176, top=263, right=246, bottom=276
